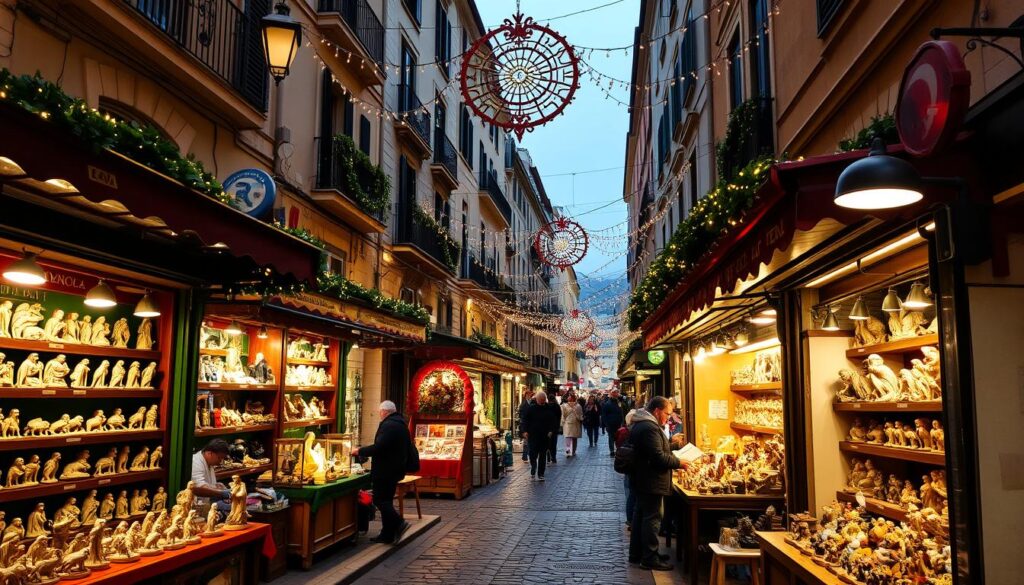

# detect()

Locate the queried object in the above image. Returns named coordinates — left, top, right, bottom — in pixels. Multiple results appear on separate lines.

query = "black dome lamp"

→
left=835, top=138, right=924, bottom=210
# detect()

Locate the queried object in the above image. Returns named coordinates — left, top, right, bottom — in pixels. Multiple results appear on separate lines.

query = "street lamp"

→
left=835, top=138, right=924, bottom=210
left=261, top=2, right=302, bottom=85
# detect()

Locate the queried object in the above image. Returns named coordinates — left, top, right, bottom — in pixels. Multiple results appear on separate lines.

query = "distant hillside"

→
left=579, top=274, right=628, bottom=317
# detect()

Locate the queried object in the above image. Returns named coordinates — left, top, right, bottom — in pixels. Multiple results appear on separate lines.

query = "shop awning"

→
left=413, top=331, right=529, bottom=372
left=0, top=102, right=321, bottom=285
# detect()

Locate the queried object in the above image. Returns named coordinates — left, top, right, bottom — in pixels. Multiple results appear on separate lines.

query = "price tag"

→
left=897, top=403, right=909, bottom=409
left=235, top=426, right=245, bottom=432
left=208, top=384, right=221, bottom=388
left=98, top=479, right=110, bottom=485
left=73, top=390, right=86, bottom=396
left=66, top=437, right=81, bottom=443
left=239, top=384, right=249, bottom=389
left=852, top=403, right=862, bottom=409
left=42, top=390, right=56, bottom=396
left=64, top=484, right=77, bottom=491
left=48, top=342, right=65, bottom=349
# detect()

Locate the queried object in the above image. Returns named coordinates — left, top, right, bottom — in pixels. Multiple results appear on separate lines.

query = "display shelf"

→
left=281, top=417, right=333, bottom=430
left=0, top=337, right=161, bottom=360
left=0, top=469, right=163, bottom=504
left=195, top=423, right=276, bottom=437
left=845, top=333, right=939, bottom=359
left=198, top=348, right=247, bottom=357
left=731, top=381, right=782, bottom=394
left=0, top=430, right=163, bottom=452
left=832, top=401, right=943, bottom=412
left=286, top=358, right=332, bottom=367
left=215, top=462, right=272, bottom=480
left=730, top=422, right=783, bottom=435
left=0, top=388, right=161, bottom=398
left=838, top=441, right=946, bottom=465
left=197, top=382, right=278, bottom=392
left=283, top=385, right=336, bottom=392
left=835, top=490, right=909, bottom=523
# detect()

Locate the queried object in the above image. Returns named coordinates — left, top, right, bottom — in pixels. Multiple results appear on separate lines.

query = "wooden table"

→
left=672, top=484, right=785, bottom=585
left=757, top=531, right=842, bottom=585
left=277, top=474, right=371, bottom=569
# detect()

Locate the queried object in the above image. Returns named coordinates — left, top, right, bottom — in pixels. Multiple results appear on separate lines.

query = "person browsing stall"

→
left=352, top=400, right=415, bottom=544
left=190, top=439, right=232, bottom=508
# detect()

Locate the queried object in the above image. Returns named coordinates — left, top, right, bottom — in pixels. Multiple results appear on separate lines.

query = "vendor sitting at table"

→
left=191, top=439, right=233, bottom=510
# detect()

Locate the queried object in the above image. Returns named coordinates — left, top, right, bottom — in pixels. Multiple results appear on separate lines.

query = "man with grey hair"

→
left=521, top=390, right=560, bottom=481
left=353, top=400, right=415, bottom=543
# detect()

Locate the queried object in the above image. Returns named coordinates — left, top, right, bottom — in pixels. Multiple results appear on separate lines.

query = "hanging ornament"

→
left=534, top=217, right=589, bottom=269
left=559, top=309, right=595, bottom=342
left=460, top=11, right=580, bottom=140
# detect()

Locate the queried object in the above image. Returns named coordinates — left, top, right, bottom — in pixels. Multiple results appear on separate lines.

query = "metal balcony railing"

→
left=396, top=207, right=457, bottom=272
left=318, top=0, right=385, bottom=65
left=124, top=0, right=268, bottom=111
left=398, top=87, right=431, bottom=149
left=314, top=136, right=387, bottom=222
left=433, top=133, right=458, bottom=180
left=479, top=169, right=512, bottom=223
left=462, top=254, right=499, bottom=289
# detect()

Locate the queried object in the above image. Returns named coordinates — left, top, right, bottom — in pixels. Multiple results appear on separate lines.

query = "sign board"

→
left=223, top=168, right=276, bottom=218
left=272, top=292, right=427, bottom=343
left=896, top=40, right=970, bottom=157
left=647, top=349, right=666, bottom=365
left=636, top=369, right=662, bottom=375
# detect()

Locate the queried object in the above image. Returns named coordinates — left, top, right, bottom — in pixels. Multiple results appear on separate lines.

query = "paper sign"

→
left=708, top=400, right=729, bottom=420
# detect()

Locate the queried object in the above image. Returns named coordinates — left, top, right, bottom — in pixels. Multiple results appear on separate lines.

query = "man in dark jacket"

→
left=521, top=390, right=560, bottom=481
left=601, top=390, right=625, bottom=455
left=353, top=400, right=412, bottom=544
left=628, top=396, right=686, bottom=571
left=517, top=390, right=534, bottom=462
left=544, top=390, right=562, bottom=464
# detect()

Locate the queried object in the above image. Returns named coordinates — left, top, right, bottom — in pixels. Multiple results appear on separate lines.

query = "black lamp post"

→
left=261, top=2, right=302, bottom=85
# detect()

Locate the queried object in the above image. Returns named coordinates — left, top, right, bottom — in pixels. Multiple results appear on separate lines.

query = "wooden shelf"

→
left=0, top=337, right=160, bottom=360
left=195, top=423, right=276, bottom=437
left=286, top=358, right=332, bottom=367
left=731, top=381, right=782, bottom=394
left=198, top=348, right=247, bottom=357
left=835, top=491, right=908, bottom=523
left=283, top=385, right=336, bottom=392
left=281, top=417, right=334, bottom=430
left=0, top=469, right=163, bottom=504
left=215, top=463, right=272, bottom=480
left=0, top=388, right=161, bottom=399
left=845, top=334, right=939, bottom=359
left=833, top=401, right=943, bottom=412
left=0, top=430, right=163, bottom=452
left=839, top=441, right=946, bottom=465
left=730, top=422, right=783, bottom=435
left=197, top=382, right=278, bottom=392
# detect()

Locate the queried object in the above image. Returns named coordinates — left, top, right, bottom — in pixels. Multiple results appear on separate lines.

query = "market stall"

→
left=407, top=360, right=475, bottom=499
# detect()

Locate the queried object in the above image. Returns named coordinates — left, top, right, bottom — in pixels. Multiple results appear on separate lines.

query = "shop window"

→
left=326, top=252, right=346, bottom=277
left=400, top=287, right=416, bottom=305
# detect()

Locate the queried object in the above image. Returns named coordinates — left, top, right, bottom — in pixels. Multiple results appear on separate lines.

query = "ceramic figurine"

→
left=16, top=352, right=44, bottom=387
left=115, top=490, right=130, bottom=519
left=836, top=369, right=871, bottom=402
left=43, top=309, right=65, bottom=341
left=99, top=493, right=115, bottom=521
left=140, top=511, right=166, bottom=556
left=848, top=418, right=867, bottom=442
left=108, top=360, right=126, bottom=388
left=182, top=510, right=202, bottom=545
left=116, top=445, right=131, bottom=473
left=23, top=454, right=39, bottom=484
left=892, top=421, right=908, bottom=447
left=91, top=359, right=110, bottom=387
left=94, top=447, right=117, bottom=476
left=144, top=404, right=159, bottom=429
left=40, top=452, right=60, bottom=483
left=930, top=420, right=945, bottom=452
left=23, top=416, right=51, bottom=436
left=42, top=354, right=70, bottom=386
left=911, top=359, right=942, bottom=399
left=889, top=308, right=928, bottom=339
left=69, top=359, right=91, bottom=388
left=930, top=470, right=948, bottom=508
left=81, top=490, right=100, bottom=526
left=125, top=361, right=141, bottom=388
left=91, top=316, right=110, bottom=346
left=84, top=519, right=109, bottom=569
left=107, top=521, right=137, bottom=563
left=111, top=318, right=130, bottom=348
left=128, top=406, right=147, bottom=429
left=904, top=422, right=922, bottom=448
left=79, top=314, right=93, bottom=345
left=130, top=447, right=150, bottom=471
left=151, top=487, right=167, bottom=512
left=914, top=418, right=933, bottom=450
left=921, top=346, right=941, bottom=383
left=132, top=489, right=150, bottom=515
left=175, top=481, right=195, bottom=512
left=0, top=359, right=13, bottom=386
left=59, top=537, right=92, bottom=579
left=60, top=450, right=91, bottom=479
left=149, top=446, right=163, bottom=469
left=52, top=414, right=82, bottom=434
left=140, top=362, right=157, bottom=389
left=0, top=408, right=19, bottom=437
left=26, top=503, right=49, bottom=538
left=864, top=354, right=900, bottom=401
left=106, top=408, right=126, bottom=431
left=63, top=312, right=80, bottom=343
left=85, top=410, right=106, bottom=432
left=0, top=300, right=11, bottom=337
left=223, top=475, right=249, bottom=530
left=55, top=497, right=81, bottom=528
left=12, top=302, right=46, bottom=339
left=161, top=512, right=185, bottom=551
left=5, top=457, right=25, bottom=487
left=2, top=517, right=24, bottom=543
left=900, top=480, right=922, bottom=507
left=202, top=507, right=223, bottom=538
left=853, top=315, right=887, bottom=346
left=885, top=474, right=901, bottom=504
left=136, top=318, right=153, bottom=350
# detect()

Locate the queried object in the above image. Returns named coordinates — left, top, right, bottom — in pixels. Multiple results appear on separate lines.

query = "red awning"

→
left=0, top=102, right=321, bottom=284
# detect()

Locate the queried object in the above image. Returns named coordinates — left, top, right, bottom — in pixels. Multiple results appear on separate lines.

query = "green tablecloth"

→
left=276, top=473, right=371, bottom=513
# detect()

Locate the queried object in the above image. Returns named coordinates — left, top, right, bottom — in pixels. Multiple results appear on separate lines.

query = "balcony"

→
left=393, top=206, right=459, bottom=278
left=478, top=169, right=512, bottom=226
left=395, top=88, right=432, bottom=160
left=430, top=133, right=459, bottom=191
left=316, top=0, right=386, bottom=86
left=311, top=136, right=389, bottom=233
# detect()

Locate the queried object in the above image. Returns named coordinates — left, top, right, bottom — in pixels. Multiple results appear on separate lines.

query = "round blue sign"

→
left=223, top=169, right=276, bottom=218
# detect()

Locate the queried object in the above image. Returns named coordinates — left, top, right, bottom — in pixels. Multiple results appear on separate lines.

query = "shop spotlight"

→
left=84, top=280, right=117, bottom=308
left=3, top=251, right=46, bottom=285
left=903, top=282, right=932, bottom=309
left=257, top=325, right=269, bottom=339
left=225, top=320, right=244, bottom=336
left=734, top=330, right=749, bottom=347
left=682, top=351, right=692, bottom=362
left=822, top=307, right=840, bottom=331
left=849, top=296, right=869, bottom=320
left=749, top=309, right=776, bottom=325
left=709, top=338, right=725, bottom=355
left=881, top=288, right=903, bottom=312
left=133, top=292, right=161, bottom=318
left=834, top=138, right=924, bottom=210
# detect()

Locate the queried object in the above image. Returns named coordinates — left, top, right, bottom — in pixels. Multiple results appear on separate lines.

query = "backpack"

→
left=405, top=430, right=420, bottom=473
left=613, top=439, right=635, bottom=475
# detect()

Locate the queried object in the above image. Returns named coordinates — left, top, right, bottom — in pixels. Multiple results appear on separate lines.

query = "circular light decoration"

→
left=534, top=217, right=589, bottom=269
left=460, top=11, right=580, bottom=140
left=590, top=364, right=603, bottom=376
left=559, top=309, right=595, bottom=343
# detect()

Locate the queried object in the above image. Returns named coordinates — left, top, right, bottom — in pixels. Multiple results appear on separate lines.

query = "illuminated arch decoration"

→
left=409, top=360, right=475, bottom=415
left=534, top=217, right=588, bottom=269
left=460, top=11, right=580, bottom=140
left=559, top=309, right=595, bottom=343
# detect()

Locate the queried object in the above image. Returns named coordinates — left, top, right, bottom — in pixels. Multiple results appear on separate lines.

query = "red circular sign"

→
left=896, top=40, right=971, bottom=157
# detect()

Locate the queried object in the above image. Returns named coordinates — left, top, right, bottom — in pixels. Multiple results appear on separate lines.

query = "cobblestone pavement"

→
left=353, top=436, right=676, bottom=585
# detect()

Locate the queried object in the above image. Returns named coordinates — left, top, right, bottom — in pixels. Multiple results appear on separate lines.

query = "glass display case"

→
left=273, top=432, right=330, bottom=486
left=322, top=433, right=353, bottom=480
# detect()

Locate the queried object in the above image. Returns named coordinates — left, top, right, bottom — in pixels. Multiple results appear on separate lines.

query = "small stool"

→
left=395, top=475, right=422, bottom=519
left=708, top=543, right=761, bottom=585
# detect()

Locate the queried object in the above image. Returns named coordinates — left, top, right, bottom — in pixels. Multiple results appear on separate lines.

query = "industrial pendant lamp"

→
left=225, top=320, right=244, bottom=336
left=3, top=251, right=46, bottom=285
left=881, top=288, right=903, bottom=312
left=133, top=292, right=161, bottom=318
left=84, top=280, right=117, bottom=308
left=835, top=138, right=924, bottom=210
left=849, top=296, right=869, bottom=320
left=256, top=325, right=269, bottom=339
left=903, top=282, right=932, bottom=309
left=822, top=307, right=840, bottom=331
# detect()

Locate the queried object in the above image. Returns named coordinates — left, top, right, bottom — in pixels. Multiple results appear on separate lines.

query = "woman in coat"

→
left=583, top=396, right=601, bottom=447
left=560, top=394, right=584, bottom=457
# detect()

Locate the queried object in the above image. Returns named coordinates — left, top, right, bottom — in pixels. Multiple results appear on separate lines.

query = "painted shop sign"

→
left=272, top=292, right=427, bottom=343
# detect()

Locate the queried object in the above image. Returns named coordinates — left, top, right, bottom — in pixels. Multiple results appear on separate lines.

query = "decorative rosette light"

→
left=460, top=11, right=580, bottom=140
left=534, top=217, right=588, bottom=269
left=559, top=309, right=595, bottom=342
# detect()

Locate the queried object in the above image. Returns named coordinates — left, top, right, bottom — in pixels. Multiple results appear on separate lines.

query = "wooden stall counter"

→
left=80, top=523, right=274, bottom=585
left=757, top=531, right=841, bottom=585
left=277, top=474, right=371, bottom=569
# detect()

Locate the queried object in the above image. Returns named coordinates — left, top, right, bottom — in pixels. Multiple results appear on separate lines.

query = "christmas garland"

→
left=324, top=134, right=391, bottom=215
left=412, top=205, right=461, bottom=272
left=839, top=113, right=898, bottom=151
left=273, top=222, right=327, bottom=250
left=0, top=69, right=229, bottom=204
left=317, top=272, right=431, bottom=324
left=470, top=331, right=528, bottom=362
left=715, top=97, right=769, bottom=183
left=617, top=337, right=641, bottom=368
left=627, top=156, right=773, bottom=330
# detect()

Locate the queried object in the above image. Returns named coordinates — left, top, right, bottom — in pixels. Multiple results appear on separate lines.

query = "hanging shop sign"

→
left=223, top=168, right=277, bottom=218
left=270, top=292, right=427, bottom=343
left=636, top=369, right=662, bottom=376
left=896, top=40, right=971, bottom=158
left=647, top=350, right=666, bottom=365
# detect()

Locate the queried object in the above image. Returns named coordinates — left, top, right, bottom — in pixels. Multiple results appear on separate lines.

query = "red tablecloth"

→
left=418, top=459, right=461, bottom=479
left=78, top=522, right=274, bottom=584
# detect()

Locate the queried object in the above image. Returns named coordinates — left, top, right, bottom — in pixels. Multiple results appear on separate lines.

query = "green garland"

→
left=325, top=134, right=391, bottom=215
left=715, top=98, right=768, bottom=183
left=618, top=337, right=641, bottom=368
left=471, top=331, right=528, bottom=361
left=0, top=69, right=230, bottom=204
left=318, top=272, right=430, bottom=324
left=273, top=222, right=327, bottom=250
left=627, top=156, right=774, bottom=330
left=412, top=205, right=461, bottom=272
left=838, top=113, right=898, bottom=151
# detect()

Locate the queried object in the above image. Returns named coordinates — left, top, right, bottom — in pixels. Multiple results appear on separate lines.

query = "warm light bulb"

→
left=84, top=280, right=117, bottom=308
left=3, top=252, right=46, bottom=286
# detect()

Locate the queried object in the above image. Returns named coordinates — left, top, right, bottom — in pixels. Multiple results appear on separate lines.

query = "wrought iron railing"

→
left=314, top=136, right=387, bottom=222
left=124, top=0, right=268, bottom=111
left=462, top=254, right=499, bottom=288
left=398, top=87, right=431, bottom=148
left=397, top=206, right=458, bottom=272
left=317, top=0, right=384, bottom=66
left=433, top=133, right=458, bottom=180
left=479, top=169, right=512, bottom=223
